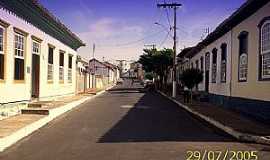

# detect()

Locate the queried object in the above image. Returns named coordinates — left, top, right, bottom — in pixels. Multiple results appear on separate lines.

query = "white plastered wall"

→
left=231, top=2, right=270, bottom=101
left=0, top=8, right=78, bottom=103
left=190, top=31, right=232, bottom=97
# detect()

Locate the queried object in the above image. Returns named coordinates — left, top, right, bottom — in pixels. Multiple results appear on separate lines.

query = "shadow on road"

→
left=98, top=87, right=235, bottom=143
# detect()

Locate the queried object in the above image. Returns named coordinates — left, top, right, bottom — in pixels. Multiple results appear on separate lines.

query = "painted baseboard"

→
left=208, top=93, right=270, bottom=123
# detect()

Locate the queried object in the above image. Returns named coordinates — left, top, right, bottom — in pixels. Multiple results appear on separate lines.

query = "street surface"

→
left=1, top=79, right=270, bottom=160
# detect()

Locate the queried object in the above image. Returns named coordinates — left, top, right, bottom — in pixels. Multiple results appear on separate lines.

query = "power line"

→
left=95, top=5, right=164, bottom=49
left=121, top=1, right=164, bottom=46
left=158, top=31, right=171, bottom=48
left=143, top=4, right=163, bottom=36
left=164, top=0, right=172, bottom=29
left=114, top=29, right=165, bottom=47
left=157, top=1, right=182, bottom=98
left=96, top=29, right=166, bottom=48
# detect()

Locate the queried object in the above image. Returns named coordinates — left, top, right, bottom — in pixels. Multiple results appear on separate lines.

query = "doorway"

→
left=205, top=70, right=209, bottom=93
left=205, top=53, right=210, bottom=93
left=31, top=54, right=40, bottom=98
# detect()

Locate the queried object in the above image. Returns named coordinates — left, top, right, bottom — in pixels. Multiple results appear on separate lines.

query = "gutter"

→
left=158, top=91, right=270, bottom=146
left=0, top=100, right=30, bottom=106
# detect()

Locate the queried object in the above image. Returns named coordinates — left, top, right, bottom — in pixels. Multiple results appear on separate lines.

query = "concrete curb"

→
left=157, top=91, right=270, bottom=145
left=0, top=85, right=115, bottom=152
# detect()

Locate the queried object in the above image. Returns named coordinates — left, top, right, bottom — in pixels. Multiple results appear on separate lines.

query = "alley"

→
left=0, top=80, right=270, bottom=160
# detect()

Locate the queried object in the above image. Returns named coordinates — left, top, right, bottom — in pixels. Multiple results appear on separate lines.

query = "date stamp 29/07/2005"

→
left=186, top=150, right=258, bottom=160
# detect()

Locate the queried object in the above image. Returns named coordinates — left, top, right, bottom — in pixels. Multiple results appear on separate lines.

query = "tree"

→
left=138, top=48, right=173, bottom=89
left=180, top=68, right=203, bottom=103
left=144, top=72, right=154, bottom=80
left=138, top=49, right=156, bottom=73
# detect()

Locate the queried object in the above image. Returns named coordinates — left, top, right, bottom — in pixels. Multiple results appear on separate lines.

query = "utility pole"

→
left=157, top=2, right=182, bottom=98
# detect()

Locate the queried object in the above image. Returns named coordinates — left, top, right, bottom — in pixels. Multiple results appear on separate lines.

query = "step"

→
left=27, top=101, right=54, bottom=108
left=28, top=103, right=43, bottom=108
left=21, top=109, right=49, bottom=115
left=85, top=91, right=97, bottom=95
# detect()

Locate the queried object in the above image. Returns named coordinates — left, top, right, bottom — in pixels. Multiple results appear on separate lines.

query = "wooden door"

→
left=205, top=71, right=209, bottom=93
left=32, top=54, right=40, bottom=98
left=205, top=53, right=210, bottom=93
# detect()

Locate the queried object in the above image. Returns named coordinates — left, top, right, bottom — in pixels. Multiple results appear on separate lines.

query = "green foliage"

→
left=138, top=49, right=156, bottom=72
left=180, top=68, right=203, bottom=90
left=144, top=72, right=154, bottom=80
left=138, top=48, right=173, bottom=78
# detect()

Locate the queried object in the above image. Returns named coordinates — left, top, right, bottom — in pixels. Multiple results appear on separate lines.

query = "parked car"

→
left=143, top=79, right=155, bottom=91
left=143, top=79, right=153, bottom=87
left=117, top=78, right=124, bottom=85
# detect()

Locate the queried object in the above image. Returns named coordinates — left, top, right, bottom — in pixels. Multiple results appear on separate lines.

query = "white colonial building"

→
left=177, top=0, right=270, bottom=122
left=89, top=58, right=119, bottom=89
left=0, top=0, right=85, bottom=113
left=76, top=56, right=92, bottom=94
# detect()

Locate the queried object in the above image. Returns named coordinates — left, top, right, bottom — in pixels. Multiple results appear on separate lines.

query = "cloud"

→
left=176, top=7, right=233, bottom=50
left=77, top=18, right=145, bottom=61
left=76, top=1, right=237, bottom=60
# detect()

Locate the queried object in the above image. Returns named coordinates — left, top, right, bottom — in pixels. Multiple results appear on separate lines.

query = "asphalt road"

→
left=1, top=79, right=270, bottom=160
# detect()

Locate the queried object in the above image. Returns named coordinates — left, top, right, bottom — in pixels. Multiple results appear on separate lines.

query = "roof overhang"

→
left=0, top=0, right=85, bottom=50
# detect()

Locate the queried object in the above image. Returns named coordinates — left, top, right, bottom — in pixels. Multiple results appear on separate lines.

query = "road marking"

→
left=120, top=105, right=150, bottom=109
left=120, top=105, right=134, bottom=109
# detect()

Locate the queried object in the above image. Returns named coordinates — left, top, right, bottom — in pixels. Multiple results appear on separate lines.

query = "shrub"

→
left=180, top=68, right=203, bottom=103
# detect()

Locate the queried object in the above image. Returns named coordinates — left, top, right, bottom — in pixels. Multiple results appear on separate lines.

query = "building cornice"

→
left=31, top=35, right=43, bottom=43
left=0, top=19, right=10, bottom=28
left=0, top=0, right=85, bottom=50
left=14, top=27, right=29, bottom=36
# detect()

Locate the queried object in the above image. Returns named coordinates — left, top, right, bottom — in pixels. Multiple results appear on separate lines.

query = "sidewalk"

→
left=158, top=91, right=270, bottom=145
left=0, top=85, right=115, bottom=152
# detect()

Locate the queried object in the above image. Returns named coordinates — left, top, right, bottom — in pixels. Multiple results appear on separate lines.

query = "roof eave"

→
left=0, top=0, right=85, bottom=51
left=186, top=0, right=269, bottom=58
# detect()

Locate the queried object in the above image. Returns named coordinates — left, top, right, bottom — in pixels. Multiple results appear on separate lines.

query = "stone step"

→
left=85, top=91, right=97, bottom=95
left=21, top=109, right=49, bottom=115
left=27, top=101, right=53, bottom=108
left=27, top=103, right=43, bottom=108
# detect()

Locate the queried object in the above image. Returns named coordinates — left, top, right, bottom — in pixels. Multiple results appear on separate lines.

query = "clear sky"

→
left=39, top=0, right=246, bottom=62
